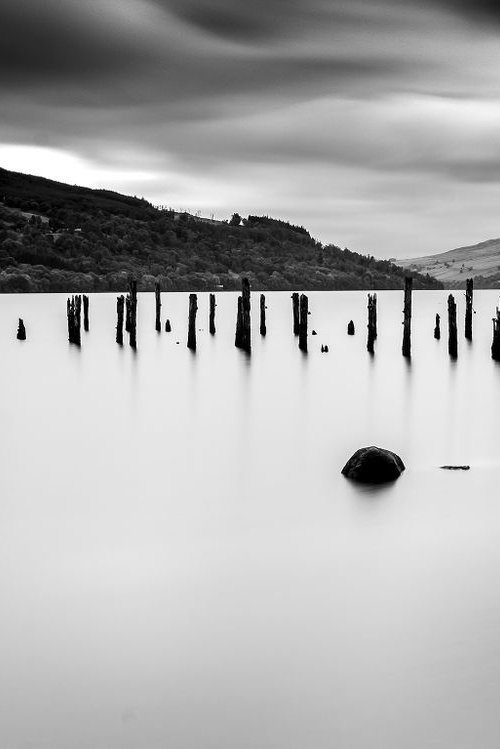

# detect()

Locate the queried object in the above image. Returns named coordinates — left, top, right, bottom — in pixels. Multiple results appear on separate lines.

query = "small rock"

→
left=165, top=319, right=171, bottom=332
left=312, top=330, right=317, bottom=335
left=342, top=446, right=405, bottom=484
left=347, top=320, right=355, bottom=335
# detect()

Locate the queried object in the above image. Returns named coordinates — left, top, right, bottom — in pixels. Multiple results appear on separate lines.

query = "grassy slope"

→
left=0, top=167, right=442, bottom=292
left=398, top=238, right=500, bottom=288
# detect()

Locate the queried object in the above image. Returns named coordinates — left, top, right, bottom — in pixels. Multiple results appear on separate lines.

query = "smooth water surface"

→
left=1, top=290, right=500, bottom=749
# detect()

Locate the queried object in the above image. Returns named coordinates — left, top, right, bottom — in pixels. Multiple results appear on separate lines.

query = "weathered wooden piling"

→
left=82, top=295, right=89, bottom=332
left=298, top=294, right=308, bottom=352
left=165, top=319, right=171, bottom=333
left=235, top=278, right=251, bottom=352
left=292, top=292, right=300, bottom=336
left=260, top=294, right=266, bottom=336
left=116, top=295, right=125, bottom=345
left=17, top=318, right=26, bottom=340
left=434, top=313, right=441, bottom=340
left=66, top=295, right=81, bottom=345
left=209, top=293, right=216, bottom=335
left=448, top=294, right=458, bottom=358
left=367, top=293, right=377, bottom=353
left=187, top=294, right=198, bottom=350
left=491, top=307, right=500, bottom=361
left=465, top=277, right=473, bottom=341
left=155, top=282, right=161, bottom=332
left=125, top=296, right=131, bottom=333
left=128, top=279, right=137, bottom=349
left=347, top=320, right=355, bottom=335
left=402, top=276, right=412, bottom=358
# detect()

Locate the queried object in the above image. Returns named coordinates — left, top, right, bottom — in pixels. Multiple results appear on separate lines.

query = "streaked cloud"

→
left=1, top=0, right=500, bottom=256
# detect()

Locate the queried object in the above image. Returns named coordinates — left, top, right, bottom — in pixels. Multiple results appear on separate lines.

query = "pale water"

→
left=1, top=290, right=500, bottom=749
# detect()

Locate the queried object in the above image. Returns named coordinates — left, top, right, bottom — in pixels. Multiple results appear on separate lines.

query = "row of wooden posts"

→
left=32, top=275, right=490, bottom=362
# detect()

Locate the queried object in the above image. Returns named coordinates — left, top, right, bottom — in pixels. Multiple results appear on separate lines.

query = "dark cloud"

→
left=2, top=0, right=500, bottom=256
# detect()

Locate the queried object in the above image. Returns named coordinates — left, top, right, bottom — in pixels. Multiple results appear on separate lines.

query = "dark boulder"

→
left=342, top=446, right=405, bottom=484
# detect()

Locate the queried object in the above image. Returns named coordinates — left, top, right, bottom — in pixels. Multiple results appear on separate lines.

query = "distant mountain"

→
left=398, top=238, right=500, bottom=288
left=0, top=166, right=442, bottom=292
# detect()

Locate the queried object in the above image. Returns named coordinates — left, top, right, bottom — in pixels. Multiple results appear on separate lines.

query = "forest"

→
left=0, top=167, right=442, bottom=292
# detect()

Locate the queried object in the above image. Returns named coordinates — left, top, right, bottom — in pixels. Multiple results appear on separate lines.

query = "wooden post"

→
left=367, top=293, right=377, bottom=353
left=209, top=293, right=216, bottom=335
left=83, top=295, right=89, bottom=332
left=347, top=320, right=355, bottom=335
left=116, top=295, right=124, bottom=345
left=128, top=279, right=137, bottom=349
left=448, top=294, right=458, bottom=358
left=402, top=276, right=412, bottom=358
left=17, top=318, right=26, bottom=340
left=125, top=296, right=131, bottom=333
left=187, top=293, right=198, bottom=350
left=235, top=278, right=251, bottom=352
left=66, top=295, right=81, bottom=345
left=491, top=306, right=500, bottom=361
left=434, top=313, right=440, bottom=340
left=165, top=319, right=171, bottom=333
left=292, top=292, right=300, bottom=335
left=260, top=294, right=266, bottom=336
left=465, top=277, right=473, bottom=341
left=298, top=294, right=308, bottom=352
left=155, top=282, right=161, bottom=332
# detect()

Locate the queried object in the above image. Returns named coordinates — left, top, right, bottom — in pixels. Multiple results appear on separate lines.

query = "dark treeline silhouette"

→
left=0, top=167, right=442, bottom=293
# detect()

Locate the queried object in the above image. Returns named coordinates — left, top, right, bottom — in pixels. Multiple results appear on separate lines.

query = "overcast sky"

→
left=2, top=0, right=500, bottom=257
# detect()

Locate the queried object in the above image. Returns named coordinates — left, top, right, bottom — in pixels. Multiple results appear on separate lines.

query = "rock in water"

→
left=342, top=446, right=405, bottom=484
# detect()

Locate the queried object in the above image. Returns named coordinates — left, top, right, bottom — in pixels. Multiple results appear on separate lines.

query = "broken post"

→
left=402, top=276, right=412, bottom=358
left=187, top=293, right=198, bottom=350
left=367, top=293, right=377, bottom=353
left=17, top=318, right=26, bottom=340
left=434, top=313, right=441, bottom=340
left=83, top=295, right=89, bottom=332
left=116, top=295, right=124, bottom=345
left=465, top=277, right=473, bottom=341
left=298, top=294, right=308, bottom=352
left=209, top=293, right=216, bottom=335
left=165, top=319, right=171, bottom=333
left=66, top=295, right=81, bottom=345
left=155, top=282, right=161, bottom=332
left=491, top=306, right=500, bottom=361
left=128, top=278, right=137, bottom=349
left=235, top=278, right=251, bottom=352
left=448, top=294, right=458, bottom=358
left=292, top=292, right=300, bottom=336
left=125, top=296, right=131, bottom=333
left=260, top=294, right=266, bottom=336
left=347, top=320, right=355, bottom=335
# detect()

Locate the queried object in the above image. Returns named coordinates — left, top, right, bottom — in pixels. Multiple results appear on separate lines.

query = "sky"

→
left=2, top=0, right=500, bottom=258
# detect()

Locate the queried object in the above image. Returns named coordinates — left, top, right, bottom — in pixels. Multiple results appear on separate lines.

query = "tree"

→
left=229, top=213, right=242, bottom=226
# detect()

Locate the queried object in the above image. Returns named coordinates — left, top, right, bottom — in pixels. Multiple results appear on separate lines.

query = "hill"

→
left=398, top=238, right=500, bottom=288
left=0, top=167, right=442, bottom=293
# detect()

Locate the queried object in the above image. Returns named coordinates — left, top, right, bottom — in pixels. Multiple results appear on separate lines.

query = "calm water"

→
left=1, top=289, right=500, bottom=749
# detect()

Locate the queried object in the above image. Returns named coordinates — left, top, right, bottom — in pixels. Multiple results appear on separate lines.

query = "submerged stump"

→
left=491, top=306, right=500, bottom=361
left=347, top=320, right=355, bottom=335
left=434, top=313, right=441, bottom=340
left=116, top=295, right=125, bottom=345
left=188, top=294, right=198, bottom=350
left=209, top=293, right=216, bottom=335
left=16, top=318, right=26, bottom=340
left=235, top=278, right=251, bottom=353
left=448, top=294, right=458, bottom=358
left=260, top=294, right=266, bottom=336
left=367, top=293, right=377, bottom=353
left=298, top=294, right=308, bottom=353
left=465, top=277, right=473, bottom=341
left=155, top=282, right=161, bottom=332
left=402, top=276, right=412, bottom=358
left=292, top=292, right=300, bottom=336
left=83, top=294, right=89, bottom=332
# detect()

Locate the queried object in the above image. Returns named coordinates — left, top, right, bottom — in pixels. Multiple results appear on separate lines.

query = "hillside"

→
left=398, top=238, right=500, bottom=288
left=0, top=167, right=442, bottom=293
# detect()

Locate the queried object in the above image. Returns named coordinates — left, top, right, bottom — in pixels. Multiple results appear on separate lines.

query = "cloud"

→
left=2, top=0, right=500, bottom=256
